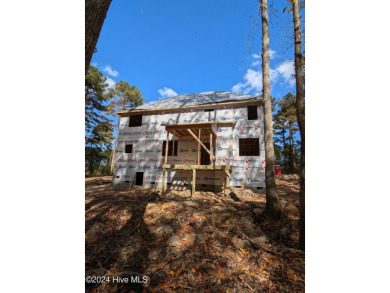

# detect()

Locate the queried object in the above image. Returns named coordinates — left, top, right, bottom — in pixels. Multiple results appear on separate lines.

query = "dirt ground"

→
left=85, top=176, right=304, bottom=292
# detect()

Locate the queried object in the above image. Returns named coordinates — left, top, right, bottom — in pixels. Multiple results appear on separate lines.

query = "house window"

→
left=162, top=140, right=178, bottom=156
left=247, top=106, right=258, bottom=120
left=125, top=144, right=133, bottom=153
left=204, top=109, right=214, bottom=112
left=129, top=115, right=142, bottom=127
left=239, top=138, right=260, bottom=156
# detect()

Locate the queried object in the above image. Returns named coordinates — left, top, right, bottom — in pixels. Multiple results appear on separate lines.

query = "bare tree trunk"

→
left=292, top=0, right=305, bottom=251
left=85, top=0, right=112, bottom=74
left=260, top=0, right=282, bottom=220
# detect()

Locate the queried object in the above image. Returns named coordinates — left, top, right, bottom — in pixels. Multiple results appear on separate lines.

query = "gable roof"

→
left=132, top=91, right=260, bottom=111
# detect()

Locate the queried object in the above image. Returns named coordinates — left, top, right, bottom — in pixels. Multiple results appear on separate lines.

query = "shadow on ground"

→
left=85, top=176, right=304, bottom=292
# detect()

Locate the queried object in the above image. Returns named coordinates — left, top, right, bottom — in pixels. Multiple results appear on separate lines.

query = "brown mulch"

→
left=85, top=176, right=304, bottom=292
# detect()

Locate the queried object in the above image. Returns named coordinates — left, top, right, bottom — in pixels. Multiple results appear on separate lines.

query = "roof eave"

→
left=116, top=97, right=263, bottom=116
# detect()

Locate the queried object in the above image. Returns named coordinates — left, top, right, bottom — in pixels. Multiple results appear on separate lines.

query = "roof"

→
left=129, top=91, right=260, bottom=111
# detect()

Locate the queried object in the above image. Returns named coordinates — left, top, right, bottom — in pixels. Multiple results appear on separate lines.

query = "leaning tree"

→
left=85, top=0, right=112, bottom=74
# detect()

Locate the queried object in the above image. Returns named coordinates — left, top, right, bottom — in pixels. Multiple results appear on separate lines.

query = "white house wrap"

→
left=112, top=91, right=266, bottom=193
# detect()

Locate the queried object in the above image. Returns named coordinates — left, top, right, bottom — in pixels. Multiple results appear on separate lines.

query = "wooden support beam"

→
left=164, top=131, right=169, bottom=165
left=163, top=122, right=213, bottom=131
left=172, top=131, right=175, bottom=157
left=162, top=132, right=169, bottom=193
left=209, top=132, right=213, bottom=166
left=226, top=175, right=230, bottom=192
left=192, top=168, right=196, bottom=198
left=163, top=121, right=233, bottom=135
left=198, top=129, right=201, bottom=165
left=176, top=130, right=185, bottom=138
left=162, top=169, right=166, bottom=193
left=241, top=179, right=244, bottom=191
left=187, top=129, right=230, bottom=177
left=163, top=164, right=230, bottom=170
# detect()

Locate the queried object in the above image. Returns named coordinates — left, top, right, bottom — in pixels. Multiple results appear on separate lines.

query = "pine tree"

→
left=274, top=93, right=299, bottom=173
left=108, top=81, right=145, bottom=112
left=273, top=111, right=288, bottom=167
left=107, top=81, right=145, bottom=174
left=85, top=65, right=113, bottom=174
left=260, top=0, right=282, bottom=220
left=291, top=0, right=305, bottom=251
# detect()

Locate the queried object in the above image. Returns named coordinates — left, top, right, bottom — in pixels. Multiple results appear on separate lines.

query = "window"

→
left=204, top=109, right=214, bottom=112
left=247, top=106, right=258, bottom=120
left=162, top=140, right=178, bottom=156
left=239, top=138, right=260, bottom=156
left=125, top=144, right=133, bottom=153
left=129, top=115, right=142, bottom=127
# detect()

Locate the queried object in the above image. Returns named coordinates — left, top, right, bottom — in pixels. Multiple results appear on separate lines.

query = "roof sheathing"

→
left=116, top=91, right=262, bottom=115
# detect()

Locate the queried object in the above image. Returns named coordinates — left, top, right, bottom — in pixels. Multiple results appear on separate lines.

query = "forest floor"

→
left=85, top=176, right=304, bottom=292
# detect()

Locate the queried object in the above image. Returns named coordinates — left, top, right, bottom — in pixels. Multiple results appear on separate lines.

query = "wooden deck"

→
left=161, top=122, right=233, bottom=196
left=162, top=164, right=231, bottom=197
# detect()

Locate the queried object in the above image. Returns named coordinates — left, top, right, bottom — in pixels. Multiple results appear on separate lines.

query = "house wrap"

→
left=112, top=91, right=266, bottom=193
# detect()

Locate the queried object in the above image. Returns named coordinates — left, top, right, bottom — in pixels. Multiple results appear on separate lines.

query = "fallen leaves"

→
left=85, top=176, right=304, bottom=293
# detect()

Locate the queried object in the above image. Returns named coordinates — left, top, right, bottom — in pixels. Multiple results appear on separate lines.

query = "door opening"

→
left=200, top=143, right=211, bottom=165
left=135, top=172, right=144, bottom=186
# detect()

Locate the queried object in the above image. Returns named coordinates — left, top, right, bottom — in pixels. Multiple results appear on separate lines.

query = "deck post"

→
left=192, top=168, right=196, bottom=198
left=164, top=131, right=169, bottom=164
left=172, top=131, right=175, bottom=157
left=198, top=129, right=201, bottom=165
left=162, top=169, right=166, bottom=193
left=209, top=132, right=213, bottom=166
left=162, top=131, right=170, bottom=193
left=225, top=174, right=230, bottom=195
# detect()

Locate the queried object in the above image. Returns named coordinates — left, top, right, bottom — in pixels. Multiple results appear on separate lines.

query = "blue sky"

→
left=91, top=0, right=303, bottom=104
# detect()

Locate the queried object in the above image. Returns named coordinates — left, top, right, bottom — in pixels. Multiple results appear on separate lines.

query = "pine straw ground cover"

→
left=85, top=176, right=304, bottom=292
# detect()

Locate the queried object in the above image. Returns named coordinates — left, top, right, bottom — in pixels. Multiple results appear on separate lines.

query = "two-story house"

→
left=112, top=91, right=266, bottom=195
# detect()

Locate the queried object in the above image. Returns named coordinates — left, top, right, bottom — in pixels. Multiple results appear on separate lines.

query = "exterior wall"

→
left=112, top=103, right=266, bottom=193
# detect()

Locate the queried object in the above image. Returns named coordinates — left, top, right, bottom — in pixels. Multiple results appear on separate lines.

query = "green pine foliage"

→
left=273, top=93, right=300, bottom=173
left=85, top=66, right=145, bottom=175
left=107, top=80, right=145, bottom=113
left=85, top=65, right=114, bottom=175
left=107, top=80, right=145, bottom=174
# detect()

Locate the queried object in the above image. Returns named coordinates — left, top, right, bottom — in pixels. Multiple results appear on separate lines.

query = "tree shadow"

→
left=85, top=178, right=304, bottom=292
left=85, top=185, right=167, bottom=292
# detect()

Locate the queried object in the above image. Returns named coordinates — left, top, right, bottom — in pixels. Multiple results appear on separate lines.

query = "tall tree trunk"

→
left=292, top=0, right=305, bottom=251
left=85, top=0, right=112, bottom=74
left=260, top=0, right=282, bottom=220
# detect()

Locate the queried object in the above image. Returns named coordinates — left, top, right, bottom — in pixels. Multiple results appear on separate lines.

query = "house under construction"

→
left=112, top=91, right=266, bottom=195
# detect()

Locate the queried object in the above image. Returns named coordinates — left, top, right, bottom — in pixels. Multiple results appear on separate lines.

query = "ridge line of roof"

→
left=128, top=91, right=261, bottom=111
left=116, top=96, right=262, bottom=115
